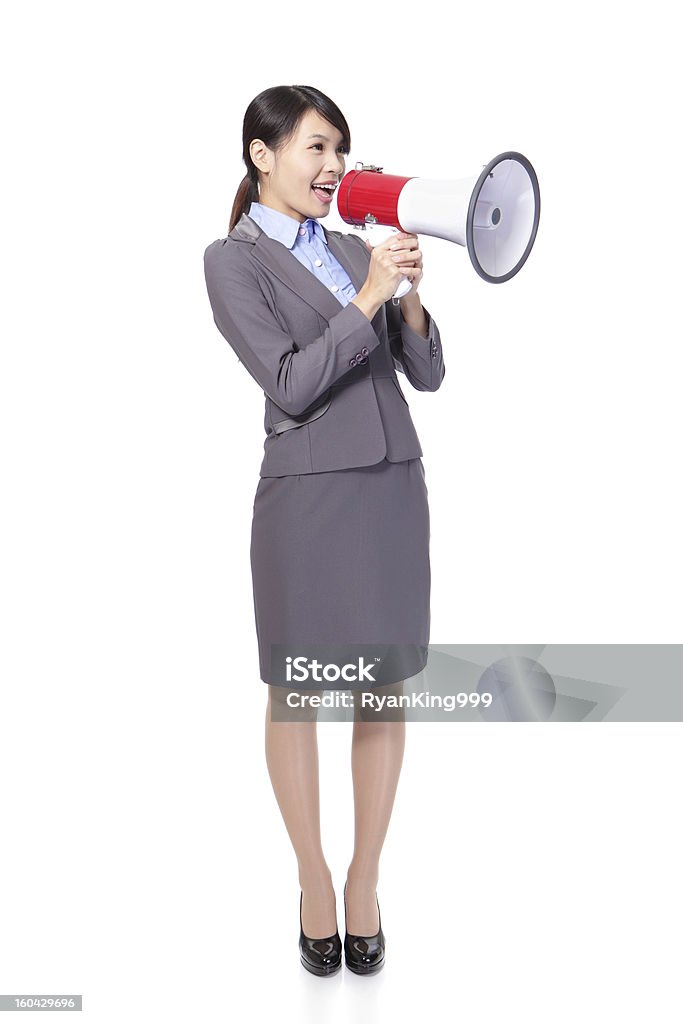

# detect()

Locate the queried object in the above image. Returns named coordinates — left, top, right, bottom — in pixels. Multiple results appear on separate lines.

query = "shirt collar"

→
left=248, top=202, right=327, bottom=250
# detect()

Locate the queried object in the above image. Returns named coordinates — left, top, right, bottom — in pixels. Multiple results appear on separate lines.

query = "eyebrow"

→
left=307, top=133, right=345, bottom=145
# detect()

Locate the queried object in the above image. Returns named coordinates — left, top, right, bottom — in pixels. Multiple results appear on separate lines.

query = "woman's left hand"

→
left=389, top=232, right=423, bottom=295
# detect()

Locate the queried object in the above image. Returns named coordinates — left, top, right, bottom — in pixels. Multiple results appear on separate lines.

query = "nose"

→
left=328, top=157, right=345, bottom=180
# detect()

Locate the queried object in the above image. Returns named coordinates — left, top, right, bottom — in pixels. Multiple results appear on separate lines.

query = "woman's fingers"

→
left=392, top=249, right=421, bottom=263
left=389, top=232, right=418, bottom=251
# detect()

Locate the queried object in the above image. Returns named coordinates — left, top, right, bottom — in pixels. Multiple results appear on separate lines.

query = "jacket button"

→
left=361, top=347, right=369, bottom=356
left=349, top=357, right=357, bottom=367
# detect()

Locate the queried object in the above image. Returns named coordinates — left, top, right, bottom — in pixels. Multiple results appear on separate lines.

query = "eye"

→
left=312, top=143, right=348, bottom=154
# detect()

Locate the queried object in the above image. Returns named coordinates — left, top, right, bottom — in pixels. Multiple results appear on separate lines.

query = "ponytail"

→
left=228, top=171, right=258, bottom=234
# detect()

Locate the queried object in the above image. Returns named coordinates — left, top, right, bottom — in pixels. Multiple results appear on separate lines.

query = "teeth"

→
left=313, top=184, right=335, bottom=191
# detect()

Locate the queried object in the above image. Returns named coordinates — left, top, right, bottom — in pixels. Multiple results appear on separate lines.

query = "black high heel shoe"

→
left=343, top=881, right=386, bottom=975
left=299, top=891, right=342, bottom=976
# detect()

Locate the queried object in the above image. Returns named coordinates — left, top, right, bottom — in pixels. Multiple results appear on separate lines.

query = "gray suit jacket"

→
left=203, top=211, right=445, bottom=477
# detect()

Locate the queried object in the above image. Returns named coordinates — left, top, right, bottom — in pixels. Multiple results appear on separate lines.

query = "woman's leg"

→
left=265, top=684, right=337, bottom=939
left=345, top=685, right=406, bottom=934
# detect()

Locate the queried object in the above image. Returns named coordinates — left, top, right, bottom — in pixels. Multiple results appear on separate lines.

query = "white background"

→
left=1, top=0, right=682, bottom=1021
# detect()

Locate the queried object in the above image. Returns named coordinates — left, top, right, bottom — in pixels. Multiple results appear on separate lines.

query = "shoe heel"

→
left=343, top=881, right=386, bottom=975
left=299, top=890, right=342, bottom=976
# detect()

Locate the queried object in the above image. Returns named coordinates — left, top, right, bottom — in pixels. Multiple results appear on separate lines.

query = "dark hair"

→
left=228, top=85, right=351, bottom=233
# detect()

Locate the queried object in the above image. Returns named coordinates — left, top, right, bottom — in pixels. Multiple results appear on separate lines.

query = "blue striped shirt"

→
left=248, top=202, right=357, bottom=308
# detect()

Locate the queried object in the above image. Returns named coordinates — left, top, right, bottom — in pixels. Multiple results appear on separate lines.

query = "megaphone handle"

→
left=392, top=276, right=413, bottom=302
left=364, top=225, right=412, bottom=303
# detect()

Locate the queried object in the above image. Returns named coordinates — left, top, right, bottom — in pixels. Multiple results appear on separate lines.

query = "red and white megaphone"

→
left=335, top=151, right=540, bottom=299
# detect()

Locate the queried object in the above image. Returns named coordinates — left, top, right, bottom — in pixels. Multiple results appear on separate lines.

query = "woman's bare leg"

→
left=265, top=685, right=337, bottom=939
left=345, top=688, right=406, bottom=934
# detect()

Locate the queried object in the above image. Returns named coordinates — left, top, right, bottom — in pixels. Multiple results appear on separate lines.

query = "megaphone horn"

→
left=336, top=151, right=540, bottom=286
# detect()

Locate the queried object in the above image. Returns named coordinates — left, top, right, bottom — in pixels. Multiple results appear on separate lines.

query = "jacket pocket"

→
left=392, top=377, right=409, bottom=406
left=270, top=392, right=332, bottom=435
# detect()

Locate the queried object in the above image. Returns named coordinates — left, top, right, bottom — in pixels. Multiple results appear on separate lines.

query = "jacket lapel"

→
left=228, top=212, right=369, bottom=324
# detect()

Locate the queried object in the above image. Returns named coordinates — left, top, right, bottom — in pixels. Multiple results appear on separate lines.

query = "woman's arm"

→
left=386, top=295, right=446, bottom=392
left=204, top=240, right=382, bottom=417
left=346, top=232, right=445, bottom=393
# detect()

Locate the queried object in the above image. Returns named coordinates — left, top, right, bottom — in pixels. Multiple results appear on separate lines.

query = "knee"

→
left=353, top=679, right=407, bottom=722
left=267, top=684, right=322, bottom=723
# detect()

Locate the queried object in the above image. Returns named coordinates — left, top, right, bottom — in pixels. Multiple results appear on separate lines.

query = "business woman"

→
left=204, top=85, right=445, bottom=977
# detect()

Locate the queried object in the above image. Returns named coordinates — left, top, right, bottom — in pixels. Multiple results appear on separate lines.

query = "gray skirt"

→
left=250, top=456, right=430, bottom=686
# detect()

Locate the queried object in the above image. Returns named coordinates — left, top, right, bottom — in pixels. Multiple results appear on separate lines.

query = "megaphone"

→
left=335, top=151, right=540, bottom=299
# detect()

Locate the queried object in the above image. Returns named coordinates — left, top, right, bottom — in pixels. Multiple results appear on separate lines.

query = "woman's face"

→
left=250, top=109, right=348, bottom=223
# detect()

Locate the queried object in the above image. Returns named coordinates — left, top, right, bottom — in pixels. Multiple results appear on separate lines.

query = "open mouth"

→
left=311, top=183, right=336, bottom=203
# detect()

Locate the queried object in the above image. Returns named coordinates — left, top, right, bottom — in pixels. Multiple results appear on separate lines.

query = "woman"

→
left=203, top=85, right=445, bottom=976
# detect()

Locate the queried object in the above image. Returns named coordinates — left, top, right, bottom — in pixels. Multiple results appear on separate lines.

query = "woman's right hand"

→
left=363, top=232, right=419, bottom=303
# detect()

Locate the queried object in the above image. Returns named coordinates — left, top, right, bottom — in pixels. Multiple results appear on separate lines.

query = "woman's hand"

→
left=365, top=232, right=423, bottom=296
